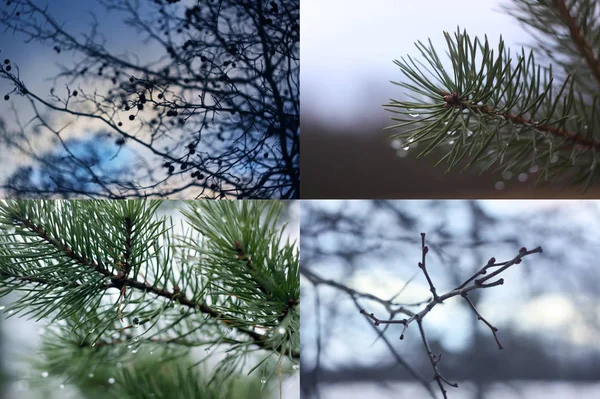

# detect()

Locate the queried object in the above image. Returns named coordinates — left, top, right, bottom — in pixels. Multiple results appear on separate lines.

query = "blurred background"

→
left=300, top=0, right=600, bottom=198
left=300, top=200, right=600, bottom=398
left=0, top=200, right=300, bottom=399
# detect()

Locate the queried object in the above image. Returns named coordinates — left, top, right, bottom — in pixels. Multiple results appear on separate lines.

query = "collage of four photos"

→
left=0, top=0, right=599, bottom=398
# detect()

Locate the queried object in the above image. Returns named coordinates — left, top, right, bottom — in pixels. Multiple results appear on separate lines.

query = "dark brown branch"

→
left=552, top=0, right=600, bottom=88
left=462, top=293, right=503, bottom=350
left=234, top=239, right=273, bottom=298
left=13, top=215, right=113, bottom=277
left=304, top=269, right=435, bottom=399
left=419, top=233, right=439, bottom=301
left=443, top=91, right=600, bottom=151
left=5, top=212, right=297, bottom=358
left=361, top=233, right=543, bottom=399
left=301, top=267, right=422, bottom=318
left=417, top=318, right=458, bottom=399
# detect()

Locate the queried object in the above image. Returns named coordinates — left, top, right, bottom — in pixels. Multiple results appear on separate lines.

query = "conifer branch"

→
left=386, top=14, right=600, bottom=189
left=551, top=0, right=600, bottom=86
left=10, top=212, right=113, bottom=277
left=0, top=198, right=300, bottom=388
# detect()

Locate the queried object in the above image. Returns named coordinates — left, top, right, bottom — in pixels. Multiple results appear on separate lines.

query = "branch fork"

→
left=361, top=233, right=543, bottom=398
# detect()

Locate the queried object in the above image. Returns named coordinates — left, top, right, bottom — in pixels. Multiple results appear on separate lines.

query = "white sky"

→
left=301, top=0, right=531, bottom=125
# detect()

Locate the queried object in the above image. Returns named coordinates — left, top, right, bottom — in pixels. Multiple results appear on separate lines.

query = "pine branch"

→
left=385, top=25, right=600, bottom=189
left=551, top=0, right=600, bottom=86
left=506, top=0, right=600, bottom=94
left=0, top=198, right=300, bottom=389
left=360, top=233, right=543, bottom=399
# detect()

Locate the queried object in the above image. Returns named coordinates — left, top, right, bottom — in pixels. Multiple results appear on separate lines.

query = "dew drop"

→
left=41, top=372, right=49, bottom=378
left=91, top=342, right=96, bottom=347
left=402, top=145, right=410, bottom=150
left=108, top=377, right=115, bottom=384
left=0, top=306, right=5, bottom=310
left=132, top=349, right=138, bottom=354
left=127, top=344, right=132, bottom=349
left=277, top=327, right=286, bottom=335
left=448, top=140, right=455, bottom=145
left=88, top=373, right=94, bottom=378
left=494, top=181, right=505, bottom=191
left=260, top=378, right=267, bottom=385
left=149, top=351, right=154, bottom=355
left=551, top=154, right=559, bottom=164
left=89, top=329, right=95, bottom=333
left=391, top=139, right=403, bottom=150
left=60, top=384, right=65, bottom=389
left=292, top=364, right=300, bottom=370
left=7, top=310, right=13, bottom=315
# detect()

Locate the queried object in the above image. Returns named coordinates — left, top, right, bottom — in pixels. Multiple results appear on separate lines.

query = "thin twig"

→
left=361, top=233, right=543, bottom=399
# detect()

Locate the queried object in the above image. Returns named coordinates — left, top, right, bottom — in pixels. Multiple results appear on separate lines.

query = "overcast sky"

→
left=301, top=0, right=531, bottom=125
left=301, top=200, right=600, bottom=372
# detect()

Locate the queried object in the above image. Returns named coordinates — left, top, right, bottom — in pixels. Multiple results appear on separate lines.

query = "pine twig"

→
left=551, top=0, right=600, bottom=87
left=2, top=206, right=298, bottom=359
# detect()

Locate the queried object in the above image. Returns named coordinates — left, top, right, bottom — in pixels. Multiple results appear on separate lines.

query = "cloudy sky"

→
left=0, top=0, right=161, bottom=191
left=301, top=199, right=600, bottom=372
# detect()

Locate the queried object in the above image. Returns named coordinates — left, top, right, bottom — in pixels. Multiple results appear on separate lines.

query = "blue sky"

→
left=0, top=0, right=159, bottom=191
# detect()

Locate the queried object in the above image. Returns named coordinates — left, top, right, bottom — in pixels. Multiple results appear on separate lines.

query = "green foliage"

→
left=0, top=200, right=299, bottom=397
left=182, top=201, right=300, bottom=383
left=504, top=0, right=600, bottom=97
left=385, top=1, right=600, bottom=190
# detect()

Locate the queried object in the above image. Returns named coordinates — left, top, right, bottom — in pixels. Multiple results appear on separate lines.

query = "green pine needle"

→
left=385, top=22, right=600, bottom=190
